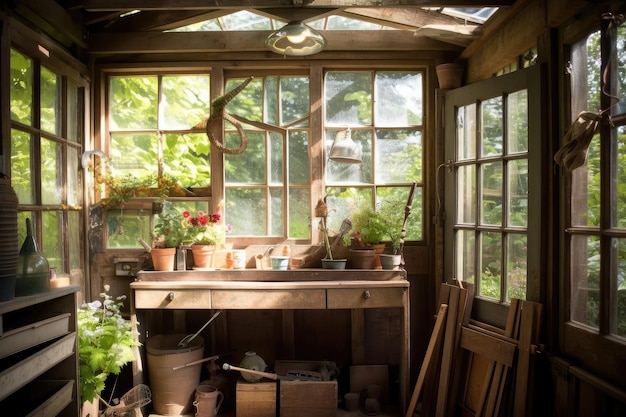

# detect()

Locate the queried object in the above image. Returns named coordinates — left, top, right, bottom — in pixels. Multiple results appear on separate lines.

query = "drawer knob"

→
left=363, top=290, right=371, bottom=299
left=167, top=292, right=175, bottom=301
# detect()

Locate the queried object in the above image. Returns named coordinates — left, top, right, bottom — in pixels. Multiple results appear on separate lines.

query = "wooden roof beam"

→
left=82, top=0, right=515, bottom=11
left=87, top=30, right=462, bottom=54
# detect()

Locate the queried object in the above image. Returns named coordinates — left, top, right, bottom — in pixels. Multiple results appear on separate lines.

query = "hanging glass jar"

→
left=16, top=218, right=50, bottom=296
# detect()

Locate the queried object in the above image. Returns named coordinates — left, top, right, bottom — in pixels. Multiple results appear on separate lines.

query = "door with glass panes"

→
left=443, top=66, right=543, bottom=326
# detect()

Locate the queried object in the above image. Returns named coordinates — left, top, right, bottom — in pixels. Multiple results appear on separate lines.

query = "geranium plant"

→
left=78, top=285, right=140, bottom=404
left=182, top=207, right=232, bottom=245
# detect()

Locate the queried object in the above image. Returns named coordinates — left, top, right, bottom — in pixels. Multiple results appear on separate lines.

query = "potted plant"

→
left=345, top=196, right=410, bottom=269
left=343, top=205, right=387, bottom=268
left=181, top=203, right=232, bottom=268
left=315, top=198, right=348, bottom=269
left=151, top=202, right=185, bottom=271
left=78, top=285, right=140, bottom=415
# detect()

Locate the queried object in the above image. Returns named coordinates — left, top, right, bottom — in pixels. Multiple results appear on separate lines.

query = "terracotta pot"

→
left=436, top=63, right=464, bottom=89
left=151, top=247, right=176, bottom=271
left=349, top=247, right=376, bottom=269
left=370, top=243, right=386, bottom=269
left=191, top=245, right=216, bottom=268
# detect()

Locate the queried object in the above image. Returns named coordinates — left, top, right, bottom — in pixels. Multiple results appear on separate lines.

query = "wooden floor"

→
left=147, top=404, right=402, bottom=417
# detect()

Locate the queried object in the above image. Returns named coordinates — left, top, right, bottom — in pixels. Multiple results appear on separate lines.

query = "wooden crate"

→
left=236, top=379, right=276, bottom=417
left=279, top=380, right=337, bottom=417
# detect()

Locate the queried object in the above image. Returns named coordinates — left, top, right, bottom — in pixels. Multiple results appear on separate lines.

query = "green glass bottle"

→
left=16, top=218, right=50, bottom=296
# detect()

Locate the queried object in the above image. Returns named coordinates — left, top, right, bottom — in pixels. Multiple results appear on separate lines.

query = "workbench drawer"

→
left=133, top=289, right=211, bottom=309
left=326, top=287, right=405, bottom=309
left=211, top=289, right=326, bottom=309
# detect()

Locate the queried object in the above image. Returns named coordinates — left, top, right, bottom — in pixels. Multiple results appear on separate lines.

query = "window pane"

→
left=375, top=130, right=422, bottom=183
left=41, top=67, right=61, bottom=135
left=270, top=187, right=284, bottom=236
left=377, top=186, right=422, bottom=241
left=571, top=134, right=601, bottom=227
left=163, top=133, right=211, bottom=188
left=617, top=26, right=626, bottom=112
left=67, top=83, right=81, bottom=143
left=42, top=211, right=63, bottom=271
left=616, top=126, right=626, bottom=228
left=67, top=147, right=80, bottom=207
left=265, top=77, right=278, bottom=125
left=225, top=132, right=266, bottom=184
left=289, top=131, right=310, bottom=185
left=11, top=129, right=34, bottom=204
left=289, top=188, right=310, bottom=239
left=325, top=187, right=372, bottom=232
left=109, top=133, right=158, bottom=179
left=226, top=188, right=267, bottom=236
left=107, top=208, right=153, bottom=249
left=457, top=165, right=476, bottom=224
left=281, top=77, right=310, bottom=125
left=507, top=90, right=528, bottom=153
left=481, top=231, right=502, bottom=300
left=41, top=138, right=63, bottom=205
left=68, top=210, right=81, bottom=271
left=507, top=233, right=527, bottom=301
left=109, top=76, right=158, bottom=129
left=457, top=104, right=476, bottom=160
left=325, top=72, right=372, bottom=126
left=570, top=234, right=600, bottom=329
left=456, top=229, right=475, bottom=284
left=326, top=129, right=372, bottom=183
left=508, top=159, right=528, bottom=227
left=10, top=49, right=33, bottom=125
left=616, top=238, right=626, bottom=338
left=270, top=132, right=284, bottom=184
left=481, top=161, right=502, bottom=226
left=227, top=77, right=262, bottom=122
left=481, top=97, right=503, bottom=157
left=160, top=75, right=210, bottom=129
left=374, top=72, right=422, bottom=127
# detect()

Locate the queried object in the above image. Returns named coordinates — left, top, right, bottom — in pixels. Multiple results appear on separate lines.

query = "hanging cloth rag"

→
left=553, top=111, right=602, bottom=171
left=554, top=13, right=624, bottom=172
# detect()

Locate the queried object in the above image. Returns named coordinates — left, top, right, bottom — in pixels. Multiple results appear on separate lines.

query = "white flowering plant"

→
left=77, top=285, right=140, bottom=403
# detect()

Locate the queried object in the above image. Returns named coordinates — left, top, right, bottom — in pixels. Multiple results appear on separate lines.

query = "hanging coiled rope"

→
left=205, top=76, right=254, bottom=155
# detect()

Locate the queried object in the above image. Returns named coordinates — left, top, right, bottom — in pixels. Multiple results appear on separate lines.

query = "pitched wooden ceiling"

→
left=7, top=0, right=516, bottom=61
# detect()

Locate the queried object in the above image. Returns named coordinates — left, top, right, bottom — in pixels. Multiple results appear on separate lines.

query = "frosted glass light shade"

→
left=265, top=21, right=326, bottom=56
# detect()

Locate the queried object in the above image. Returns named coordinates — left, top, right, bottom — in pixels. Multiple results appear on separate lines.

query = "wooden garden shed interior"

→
left=1, top=0, right=626, bottom=416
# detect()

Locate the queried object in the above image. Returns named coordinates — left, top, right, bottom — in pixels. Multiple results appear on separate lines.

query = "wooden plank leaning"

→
left=405, top=303, right=448, bottom=417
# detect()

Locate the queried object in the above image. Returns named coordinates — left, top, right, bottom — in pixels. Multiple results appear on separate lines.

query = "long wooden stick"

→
left=172, top=354, right=221, bottom=370
left=405, top=303, right=448, bottom=417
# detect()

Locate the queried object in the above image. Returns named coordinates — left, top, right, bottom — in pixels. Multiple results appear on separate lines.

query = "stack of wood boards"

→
left=407, top=281, right=543, bottom=417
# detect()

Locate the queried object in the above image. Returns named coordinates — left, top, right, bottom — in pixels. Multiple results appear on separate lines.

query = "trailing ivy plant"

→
left=77, top=286, right=140, bottom=403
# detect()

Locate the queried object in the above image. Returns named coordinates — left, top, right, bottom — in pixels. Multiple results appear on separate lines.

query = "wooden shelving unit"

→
left=0, top=286, right=80, bottom=417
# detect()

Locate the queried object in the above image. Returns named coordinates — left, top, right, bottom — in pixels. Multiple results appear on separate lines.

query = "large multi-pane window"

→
left=323, top=71, right=423, bottom=240
left=103, top=69, right=425, bottom=245
left=9, top=47, right=85, bottom=274
left=444, top=66, right=541, bottom=324
left=222, top=75, right=311, bottom=238
left=105, top=74, right=212, bottom=247
left=563, top=15, right=626, bottom=370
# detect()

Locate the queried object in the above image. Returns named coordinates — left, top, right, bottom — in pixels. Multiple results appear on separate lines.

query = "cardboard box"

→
left=236, top=379, right=276, bottom=417
left=279, top=379, right=337, bottom=417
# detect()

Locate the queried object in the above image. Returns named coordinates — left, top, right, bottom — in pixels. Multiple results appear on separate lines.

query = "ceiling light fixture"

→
left=265, top=21, right=326, bottom=56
